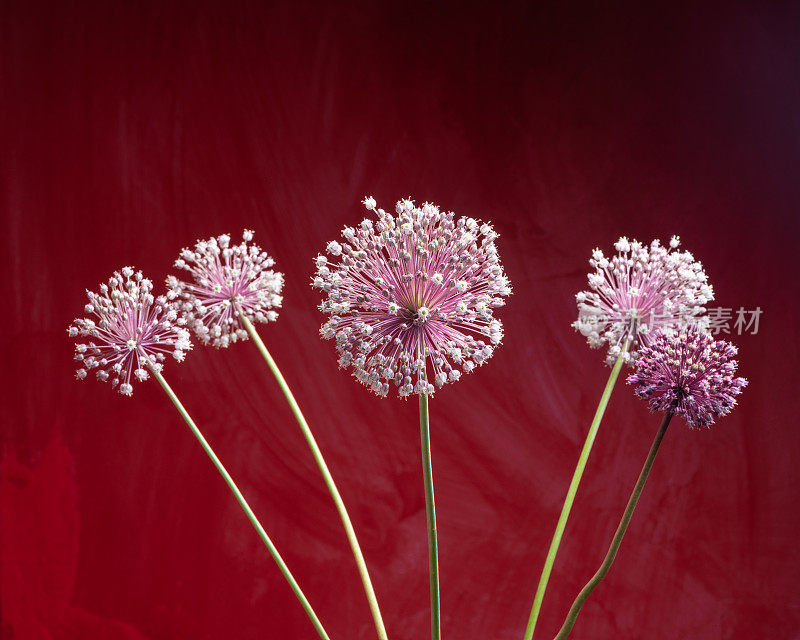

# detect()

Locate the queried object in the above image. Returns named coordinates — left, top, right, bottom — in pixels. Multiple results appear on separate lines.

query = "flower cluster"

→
left=627, top=327, right=747, bottom=429
left=312, top=197, right=511, bottom=397
left=573, top=236, right=713, bottom=365
left=68, top=268, right=192, bottom=396
left=167, top=230, right=284, bottom=348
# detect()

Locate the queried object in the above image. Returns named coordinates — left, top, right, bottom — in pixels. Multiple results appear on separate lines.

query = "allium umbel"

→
left=313, top=197, right=511, bottom=397
left=69, top=268, right=192, bottom=396
left=574, top=236, right=713, bottom=365
left=167, top=230, right=284, bottom=348
left=627, top=327, right=747, bottom=429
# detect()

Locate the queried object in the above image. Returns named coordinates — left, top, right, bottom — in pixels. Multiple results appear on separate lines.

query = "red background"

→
left=2, top=2, right=799, bottom=639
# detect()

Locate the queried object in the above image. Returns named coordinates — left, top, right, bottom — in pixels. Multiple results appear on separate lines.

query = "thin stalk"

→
left=524, top=343, right=629, bottom=640
left=419, top=392, right=440, bottom=640
left=553, top=410, right=673, bottom=640
left=237, top=310, right=388, bottom=640
left=146, top=362, right=331, bottom=640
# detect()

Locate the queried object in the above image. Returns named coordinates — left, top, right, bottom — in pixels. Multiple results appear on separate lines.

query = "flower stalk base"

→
left=553, top=410, right=673, bottom=640
left=419, top=392, right=440, bottom=640
left=238, top=310, right=388, bottom=640
left=524, top=343, right=628, bottom=640
left=147, top=362, right=331, bottom=640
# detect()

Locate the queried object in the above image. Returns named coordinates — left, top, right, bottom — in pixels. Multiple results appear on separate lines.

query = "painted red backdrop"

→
left=2, top=2, right=799, bottom=639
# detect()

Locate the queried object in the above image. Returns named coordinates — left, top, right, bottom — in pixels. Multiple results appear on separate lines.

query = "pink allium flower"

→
left=313, top=197, right=511, bottom=398
left=68, top=267, right=192, bottom=396
left=573, top=235, right=713, bottom=365
left=167, top=230, right=284, bottom=348
left=627, top=327, right=747, bottom=429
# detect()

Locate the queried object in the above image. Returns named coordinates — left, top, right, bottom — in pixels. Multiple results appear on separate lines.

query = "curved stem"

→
left=146, top=362, right=331, bottom=640
left=553, top=411, right=673, bottom=640
left=419, top=392, right=440, bottom=640
left=524, top=344, right=629, bottom=640
left=238, top=311, right=388, bottom=640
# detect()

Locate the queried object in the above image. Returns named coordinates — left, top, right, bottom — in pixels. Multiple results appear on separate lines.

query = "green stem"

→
left=238, top=311, right=388, bottom=640
left=419, top=392, right=440, bottom=640
left=146, top=362, right=331, bottom=640
left=523, top=344, right=629, bottom=640
left=553, top=410, right=673, bottom=640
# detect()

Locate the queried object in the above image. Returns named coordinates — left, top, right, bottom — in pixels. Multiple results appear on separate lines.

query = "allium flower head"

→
left=573, top=235, right=713, bottom=365
left=167, top=230, right=284, bottom=347
left=313, top=197, right=511, bottom=398
left=69, top=267, right=192, bottom=396
left=627, top=327, right=747, bottom=429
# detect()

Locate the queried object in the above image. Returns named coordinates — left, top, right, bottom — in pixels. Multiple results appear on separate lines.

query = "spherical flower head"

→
left=573, top=235, right=714, bottom=365
left=167, top=230, right=284, bottom=348
left=313, top=196, right=512, bottom=398
left=69, top=267, right=192, bottom=396
left=627, top=326, right=747, bottom=429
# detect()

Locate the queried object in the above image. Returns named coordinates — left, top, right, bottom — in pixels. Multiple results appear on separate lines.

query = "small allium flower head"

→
left=69, top=268, right=192, bottom=396
left=627, top=327, right=747, bottom=429
left=313, top=197, right=511, bottom=398
left=574, top=235, right=713, bottom=365
left=167, top=230, right=284, bottom=348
